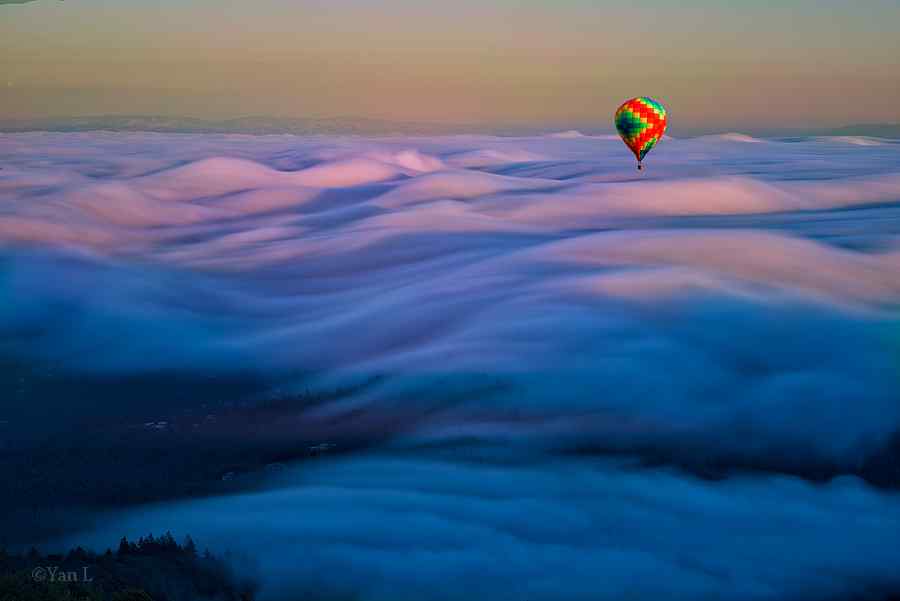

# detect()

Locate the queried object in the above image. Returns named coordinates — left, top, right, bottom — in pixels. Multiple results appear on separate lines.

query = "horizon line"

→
left=1, top=114, right=899, bottom=139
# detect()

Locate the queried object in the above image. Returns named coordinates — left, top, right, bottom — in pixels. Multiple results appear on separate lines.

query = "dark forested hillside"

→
left=0, top=534, right=256, bottom=601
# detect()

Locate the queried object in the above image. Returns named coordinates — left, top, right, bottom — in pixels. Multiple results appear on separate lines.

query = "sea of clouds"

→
left=3, top=131, right=900, bottom=600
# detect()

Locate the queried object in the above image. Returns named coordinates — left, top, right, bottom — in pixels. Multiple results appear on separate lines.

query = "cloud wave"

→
left=3, top=131, right=900, bottom=599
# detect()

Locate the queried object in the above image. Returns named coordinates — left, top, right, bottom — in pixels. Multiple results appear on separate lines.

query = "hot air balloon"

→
left=615, top=97, right=667, bottom=170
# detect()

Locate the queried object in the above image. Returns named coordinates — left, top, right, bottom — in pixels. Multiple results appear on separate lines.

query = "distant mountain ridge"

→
left=1, top=115, right=898, bottom=138
left=816, top=123, right=900, bottom=138
left=0, top=115, right=498, bottom=136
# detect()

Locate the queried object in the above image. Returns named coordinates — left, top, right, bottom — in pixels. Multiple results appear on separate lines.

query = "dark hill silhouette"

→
left=0, top=533, right=256, bottom=601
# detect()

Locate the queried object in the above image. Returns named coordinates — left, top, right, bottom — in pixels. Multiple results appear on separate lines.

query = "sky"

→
left=2, top=0, right=899, bottom=132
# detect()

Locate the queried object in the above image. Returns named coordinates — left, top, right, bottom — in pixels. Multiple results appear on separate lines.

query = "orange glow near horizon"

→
left=2, top=0, right=899, bottom=132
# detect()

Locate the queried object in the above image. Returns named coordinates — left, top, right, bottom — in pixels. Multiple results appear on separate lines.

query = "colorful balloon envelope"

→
left=615, top=97, right=667, bottom=170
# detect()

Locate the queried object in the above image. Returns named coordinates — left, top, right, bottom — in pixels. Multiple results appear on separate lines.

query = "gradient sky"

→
left=2, top=0, right=899, bottom=132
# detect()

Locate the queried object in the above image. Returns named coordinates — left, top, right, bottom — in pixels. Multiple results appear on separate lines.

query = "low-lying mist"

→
left=2, top=131, right=900, bottom=600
